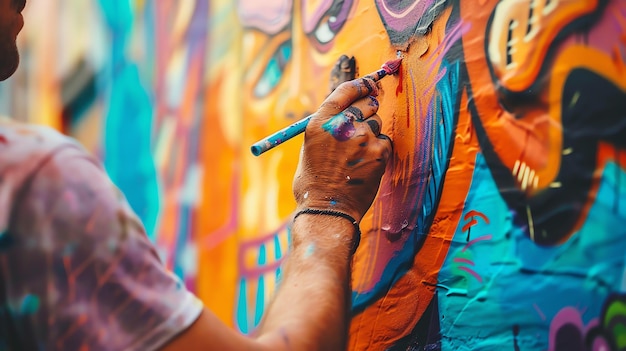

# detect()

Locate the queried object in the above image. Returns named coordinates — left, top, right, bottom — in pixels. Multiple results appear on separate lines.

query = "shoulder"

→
left=0, top=119, right=88, bottom=232
left=0, top=118, right=82, bottom=164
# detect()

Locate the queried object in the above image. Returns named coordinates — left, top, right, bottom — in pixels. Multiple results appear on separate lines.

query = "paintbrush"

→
left=250, top=57, right=402, bottom=156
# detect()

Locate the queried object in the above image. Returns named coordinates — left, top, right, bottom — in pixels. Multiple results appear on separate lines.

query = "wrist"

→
left=291, top=210, right=360, bottom=255
left=295, top=195, right=364, bottom=223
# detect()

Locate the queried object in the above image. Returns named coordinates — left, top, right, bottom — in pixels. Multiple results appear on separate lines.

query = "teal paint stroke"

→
left=236, top=278, right=249, bottom=334
left=255, top=244, right=267, bottom=327
left=236, top=228, right=292, bottom=335
left=97, top=0, right=159, bottom=238
left=274, top=234, right=283, bottom=282
left=437, top=153, right=626, bottom=351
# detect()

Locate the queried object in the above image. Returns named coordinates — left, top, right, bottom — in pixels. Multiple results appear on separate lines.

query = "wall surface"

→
left=4, top=0, right=626, bottom=350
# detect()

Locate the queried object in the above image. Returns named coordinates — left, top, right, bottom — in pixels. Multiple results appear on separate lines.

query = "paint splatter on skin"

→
left=368, top=96, right=379, bottom=107
left=0, top=232, right=14, bottom=251
left=357, top=78, right=376, bottom=95
left=20, top=294, right=40, bottom=315
left=347, top=178, right=365, bottom=185
left=347, top=158, right=364, bottom=166
left=304, top=244, right=315, bottom=258
left=279, top=328, right=292, bottom=351
left=322, top=112, right=356, bottom=141
left=330, top=199, right=338, bottom=206
left=345, top=106, right=365, bottom=121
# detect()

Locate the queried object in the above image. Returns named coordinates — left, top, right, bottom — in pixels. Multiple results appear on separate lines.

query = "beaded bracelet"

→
left=293, top=208, right=361, bottom=254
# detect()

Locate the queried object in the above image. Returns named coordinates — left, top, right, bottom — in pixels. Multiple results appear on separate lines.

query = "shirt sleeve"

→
left=6, top=145, right=203, bottom=351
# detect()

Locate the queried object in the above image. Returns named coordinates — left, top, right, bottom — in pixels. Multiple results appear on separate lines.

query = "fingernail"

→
left=362, top=78, right=378, bottom=96
left=368, top=96, right=379, bottom=107
left=367, top=120, right=381, bottom=135
left=345, top=106, right=364, bottom=121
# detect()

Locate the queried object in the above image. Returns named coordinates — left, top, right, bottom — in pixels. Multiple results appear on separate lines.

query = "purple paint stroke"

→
left=301, top=0, right=332, bottom=33
left=374, top=21, right=469, bottom=235
left=426, top=20, right=471, bottom=68
left=533, top=303, right=547, bottom=321
left=458, top=266, right=483, bottom=283
left=548, top=307, right=585, bottom=351
left=378, top=67, right=431, bottom=234
left=414, top=67, right=435, bottom=212
left=421, top=67, right=448, bottom=99
left=375, top=0, right=436, bottom=32
left=405, top=69, right=426, bottom=231
left=383, top=21, right=467, bottom=233
left=329, top=0, right=353, bottom=32
left=453, top=257, right=475, bottom=266
left=462, top=234, right=493, bottom=252
left=322, top=112, right=357, bottom=141
left=301, top=0, right=353, bottom=34
left=237, top=0, right=292, bottom=34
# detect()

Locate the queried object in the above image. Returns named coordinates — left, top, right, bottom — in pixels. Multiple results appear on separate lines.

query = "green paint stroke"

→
left=20, top=294, right=40, bottom=315
left=604, top=297, right=626, bottom=349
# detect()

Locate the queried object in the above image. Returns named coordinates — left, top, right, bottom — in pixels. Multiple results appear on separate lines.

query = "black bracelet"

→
left=293, top=208, right=361, bottom=254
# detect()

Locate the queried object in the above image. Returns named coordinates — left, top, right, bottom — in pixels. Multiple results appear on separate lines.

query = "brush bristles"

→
left=381, top=58, right=402, bottom=75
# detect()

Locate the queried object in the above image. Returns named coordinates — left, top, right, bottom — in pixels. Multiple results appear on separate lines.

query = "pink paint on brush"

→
left=381, top=58, right=403, bottom=75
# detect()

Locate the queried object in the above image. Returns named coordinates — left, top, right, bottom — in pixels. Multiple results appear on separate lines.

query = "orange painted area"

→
left=488, top=0, right=599, bottom=92
left=461, top=0, right=562, bottom=195
left=352, top=7, right=453, bottom=295
left=195, top=71, right=241, bottom=323
left=350, top=86, right=479, bottom=350
left=12, top=0, right=626, bottom=348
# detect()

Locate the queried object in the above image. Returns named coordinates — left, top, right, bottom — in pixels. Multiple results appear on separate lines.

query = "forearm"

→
left=255, top=214, right=356, bottom=351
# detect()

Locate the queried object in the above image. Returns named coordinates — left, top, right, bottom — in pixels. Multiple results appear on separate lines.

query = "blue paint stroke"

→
left=255, top=244, right=267, bottom=327
left=274, top=234, right=283, bottom=282
left=437, top=155, right=626, bottom=350
left=97, top=0, right=159, bottom=238
left=236, top=278, right=249, bottom=334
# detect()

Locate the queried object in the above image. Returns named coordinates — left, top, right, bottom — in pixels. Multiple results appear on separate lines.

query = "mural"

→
left=4, top=0, right=626, bottom=350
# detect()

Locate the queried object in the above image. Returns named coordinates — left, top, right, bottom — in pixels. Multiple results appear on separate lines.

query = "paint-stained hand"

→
left=293, top=73, right=393, bottom=223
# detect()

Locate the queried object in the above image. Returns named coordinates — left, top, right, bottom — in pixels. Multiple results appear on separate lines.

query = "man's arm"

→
left=163, top=72, right=392, bottom=350
left=254, top=215, right=355, bottom=350
left=161, top=215, right=355, bottom=351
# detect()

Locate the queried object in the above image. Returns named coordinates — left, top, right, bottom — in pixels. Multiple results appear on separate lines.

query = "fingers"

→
left=362, top=68, right=387, bottom=82
left=317, top=76, right=379, bottom=117
left=375, top=133, right=393, bottom=163
left=354, top=114, right=392, bottom=163
left=318, top=95, right=380, bottom=142
left=351, top=95, right=379, bottom=120
left=363, top=114, right=382, bottom=136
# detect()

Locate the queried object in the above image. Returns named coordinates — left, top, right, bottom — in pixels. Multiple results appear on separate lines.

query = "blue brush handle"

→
left=250, top=66, right=394, bottom=156
left=250, top=115, right=312, bottom=156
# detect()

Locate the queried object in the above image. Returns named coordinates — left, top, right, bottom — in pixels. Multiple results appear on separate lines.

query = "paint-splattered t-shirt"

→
left=0, top=119, right=203, bottom=350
